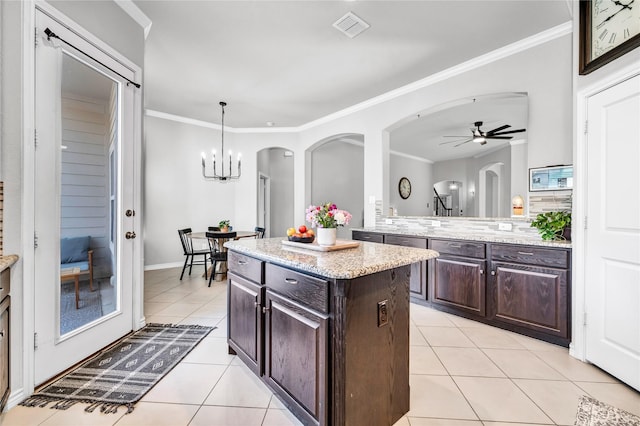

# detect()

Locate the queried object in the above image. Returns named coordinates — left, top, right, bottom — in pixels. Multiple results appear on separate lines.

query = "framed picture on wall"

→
left=529, top=165, right=573, bottom=192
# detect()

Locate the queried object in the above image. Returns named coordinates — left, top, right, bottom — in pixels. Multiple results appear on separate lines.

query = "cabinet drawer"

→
left=429, top=239, right=485, bottom=259
left=228, top=252, right=264, bottom=283
left=352, top=231, right=384, bottom=244
left=384, top=235, right=427, bottom=249
left=0, top=269, right=9, bottom=302
left=265, top=263, right=329, bottom=314
left=491, top=244, right=569, bottom=269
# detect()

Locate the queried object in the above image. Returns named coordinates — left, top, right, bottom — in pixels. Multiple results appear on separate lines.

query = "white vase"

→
left=316, top=227, right=337, bottom=246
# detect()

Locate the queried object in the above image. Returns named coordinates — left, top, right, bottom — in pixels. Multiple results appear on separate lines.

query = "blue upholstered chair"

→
left=60, top=236, right=94, bottom=290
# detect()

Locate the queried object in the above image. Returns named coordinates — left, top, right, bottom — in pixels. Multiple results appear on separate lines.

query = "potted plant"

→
left=218, top=219, right=231, bottom=232
left=305, top=203, right=352, bottom=246
left=530, top=211, right=571, bottom=241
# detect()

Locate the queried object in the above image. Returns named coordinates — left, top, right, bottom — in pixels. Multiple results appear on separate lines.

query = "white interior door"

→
left=585, top=73, right=640, bottom=391
left=33, top=10, right=137, bottom=385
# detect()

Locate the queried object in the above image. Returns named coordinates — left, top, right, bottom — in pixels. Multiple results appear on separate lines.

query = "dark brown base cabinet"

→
left=227, top=250, right=411, bottom=426
left=429, top=238, right=487, bottom=317
left=489, top=244, right=571, bottom=346
left=0, top=267, right=10, bottom=411
left=352, top=231, right=572, bottom=347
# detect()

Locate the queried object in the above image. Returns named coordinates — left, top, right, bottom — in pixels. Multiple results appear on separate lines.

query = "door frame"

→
left=573, top=61, right=640, bottom=362
left=258, top=173, right=271, bottom=238
left=12, top=0, right=143, bottom=406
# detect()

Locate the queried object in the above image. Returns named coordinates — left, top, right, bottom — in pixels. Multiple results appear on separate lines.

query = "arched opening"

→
left=306, top=134, right=364, bottom=239
left=479, top=162, right=504, bottom=217
left=256, top=147, right=294, bottom=237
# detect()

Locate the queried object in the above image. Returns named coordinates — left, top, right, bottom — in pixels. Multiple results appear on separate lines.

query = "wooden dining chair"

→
left=206, top=231, right=236, bottom=287
left=178, top=228, right=209, bottom=280
left=254, top=226, right=266, bottom=238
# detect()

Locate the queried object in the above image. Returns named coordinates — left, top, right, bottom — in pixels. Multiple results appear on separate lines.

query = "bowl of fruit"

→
left=287, top=225, right=315, bottom=243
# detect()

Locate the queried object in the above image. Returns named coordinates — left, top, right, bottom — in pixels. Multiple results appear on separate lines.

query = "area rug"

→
left=20, top=323, right=214, bottom=414
left=575, top=395, right=640, bottom=426
left=60, top=280, right=103, bottom=335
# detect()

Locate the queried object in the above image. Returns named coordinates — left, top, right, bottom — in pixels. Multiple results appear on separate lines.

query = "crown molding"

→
left=145, top=109, right=299, bottom=133
left=390, top=150, right=433, bottom=164
left=115, top=0, right=152, bottom=39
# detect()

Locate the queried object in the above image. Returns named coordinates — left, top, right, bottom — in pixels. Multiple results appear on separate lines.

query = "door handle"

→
left=125, top=231, right=136, bottom=239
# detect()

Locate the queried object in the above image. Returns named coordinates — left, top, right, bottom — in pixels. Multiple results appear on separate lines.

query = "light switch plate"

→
left=498, top=222, right=513, bottom=231
left=385, top=219, right=393, bottom=224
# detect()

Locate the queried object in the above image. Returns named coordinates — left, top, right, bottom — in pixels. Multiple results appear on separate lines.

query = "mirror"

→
left=389, top=92, right=528, bottom=218
left=59, top=52, right=118, bottom=335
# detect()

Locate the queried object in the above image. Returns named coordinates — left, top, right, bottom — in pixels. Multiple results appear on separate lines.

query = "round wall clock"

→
left=580, top=0, right=640, bottom=74
left=398, top=177, right=411, bottom=199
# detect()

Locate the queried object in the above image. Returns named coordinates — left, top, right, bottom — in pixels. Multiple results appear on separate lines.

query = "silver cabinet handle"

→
left=491, top=271, right=496, bottom=276
left=262, top=307, right=270, bottom=314
left=480, top=269, right=484, bottom=275
left=238, top=260, right=248, bottom=265
left=284, top=278, right=298, bottom=285
left=449, top=243, right=462, bottom=248
left=518, top=251, right=534, bottom=256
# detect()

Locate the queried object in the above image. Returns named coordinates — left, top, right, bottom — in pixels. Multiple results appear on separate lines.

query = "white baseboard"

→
left=5, top=388, right=26, bottom=412
left=144, top=262, right=182, bottom=271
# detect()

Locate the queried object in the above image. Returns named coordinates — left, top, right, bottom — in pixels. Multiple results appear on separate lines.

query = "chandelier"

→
left=201, top=101, right=241, bottom=181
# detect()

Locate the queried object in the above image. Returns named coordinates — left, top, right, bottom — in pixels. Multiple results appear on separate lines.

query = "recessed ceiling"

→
left=134, top=1, right=571, bottom=128
left=390, top=93, right=529, bottom=163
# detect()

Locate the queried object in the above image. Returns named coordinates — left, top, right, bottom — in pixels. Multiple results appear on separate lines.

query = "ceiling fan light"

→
left=473, top=136, right=486, bottom=143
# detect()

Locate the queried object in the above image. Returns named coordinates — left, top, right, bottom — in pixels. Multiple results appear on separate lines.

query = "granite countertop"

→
left=352, top=227, right=572, bottom=248
left=0, top=255, right=19, bottom=271
left=225, top=238, right=438, bottom=279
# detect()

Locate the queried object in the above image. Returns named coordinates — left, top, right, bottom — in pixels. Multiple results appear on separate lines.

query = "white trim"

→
left=390, top=150, right=433, bottom=164
left=145, top=109, right=299, bottom=133
left=144, top=261, right=183, bottom=271
left=572, top=60, right=640, bottom=362
left=114, top=0, right=152, bottom=39
left=145, top=21, right=572, bottom=133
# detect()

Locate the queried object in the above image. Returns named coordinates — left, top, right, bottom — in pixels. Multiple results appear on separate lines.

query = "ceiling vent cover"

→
left=333, top=12, right=370, bottom=39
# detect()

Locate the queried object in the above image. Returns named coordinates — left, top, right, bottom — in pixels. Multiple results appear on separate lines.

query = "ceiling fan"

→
left=440, top=121, right=526, bottom=147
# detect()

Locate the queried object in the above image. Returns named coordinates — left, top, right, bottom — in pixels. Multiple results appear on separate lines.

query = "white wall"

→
left=389, top=154, right=432, bottom=216
left=310, top=139, right=364, bottom=239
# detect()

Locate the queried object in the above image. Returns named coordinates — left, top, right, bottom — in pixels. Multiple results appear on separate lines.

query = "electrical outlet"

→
left=431, top=220, right=441, bottom=227
left=385, top=219, right=393, bottom=224
left=378, top=300, right=388, bottom=327
left=498, top=222, right=513, bottom=231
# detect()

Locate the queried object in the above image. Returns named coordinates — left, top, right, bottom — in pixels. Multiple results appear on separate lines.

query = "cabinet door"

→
left=384, top=235, right=428, bottom=299
left=490, top=262, right=568, bottom=339
left=227, top=272, right=263, bottom=374
left=265, top=290, right=328, bottom=426
left=431, top=256, right=486, bottom=316
left=0, top=297, right=9, bottom=411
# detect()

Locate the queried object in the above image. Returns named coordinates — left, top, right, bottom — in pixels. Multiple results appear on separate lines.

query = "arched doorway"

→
left=256, top=147, right=294, bottom=238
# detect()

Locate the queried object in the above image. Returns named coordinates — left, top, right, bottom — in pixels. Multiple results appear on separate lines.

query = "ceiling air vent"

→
left=333, top=12, right=370, bottom=39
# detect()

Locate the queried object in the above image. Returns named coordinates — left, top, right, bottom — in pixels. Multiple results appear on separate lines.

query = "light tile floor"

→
left=2, top=267, right=639, bottom=425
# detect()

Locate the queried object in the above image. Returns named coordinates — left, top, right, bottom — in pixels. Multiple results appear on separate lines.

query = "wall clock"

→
left=398, top=177, right=411, bottom=199
left=579, top=0, right=640, bottom=75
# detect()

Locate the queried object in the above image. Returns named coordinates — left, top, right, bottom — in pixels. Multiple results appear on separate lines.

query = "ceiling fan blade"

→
left=486, top=124, right=510, bottom=134
left=485, top=136, right=513, bottom=140
left=489, top=128, right=526, bottom=136
left=443, top=135, right=471, bottom=138
left=454, top=139, right=472, bottom=147
left=439, top=139, right=468, bottom=145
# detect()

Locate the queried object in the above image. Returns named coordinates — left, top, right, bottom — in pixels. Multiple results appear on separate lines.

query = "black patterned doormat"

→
left=20, top=323, right=214, bottom=414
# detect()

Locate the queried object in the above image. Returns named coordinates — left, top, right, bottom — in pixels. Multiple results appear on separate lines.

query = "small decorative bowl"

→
left=288, top=235, right=315, bottom=243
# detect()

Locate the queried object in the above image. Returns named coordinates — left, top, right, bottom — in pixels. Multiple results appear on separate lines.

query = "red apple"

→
left=298, top=225, right=307, bottom=233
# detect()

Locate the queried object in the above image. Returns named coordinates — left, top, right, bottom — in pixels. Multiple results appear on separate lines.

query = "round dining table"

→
left=188, top=231, right=258, bottom=281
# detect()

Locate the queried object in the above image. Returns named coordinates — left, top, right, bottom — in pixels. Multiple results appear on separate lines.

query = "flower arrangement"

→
left=306, top=203, right=352, bottom=228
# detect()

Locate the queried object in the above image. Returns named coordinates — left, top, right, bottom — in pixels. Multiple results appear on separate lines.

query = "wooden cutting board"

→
left=281, top=239, right=360, bottom=252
